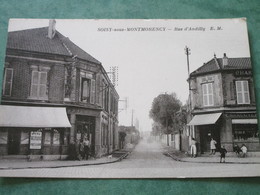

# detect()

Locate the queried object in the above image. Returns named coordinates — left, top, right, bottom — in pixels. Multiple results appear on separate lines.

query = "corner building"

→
left=187, top=54, right=259, bottom=153
left=0, top=20, right=119, bottom=160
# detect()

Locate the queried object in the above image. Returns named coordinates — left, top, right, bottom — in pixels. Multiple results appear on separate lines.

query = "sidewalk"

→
left=164, top=146, right=260, bottom=164
left=0, top=149, right=131, bottom=170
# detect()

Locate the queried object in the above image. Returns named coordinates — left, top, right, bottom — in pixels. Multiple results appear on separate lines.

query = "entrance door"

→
left=8, top=129, right=20, bottom=154
left=199, top=125, right=220, bottom=154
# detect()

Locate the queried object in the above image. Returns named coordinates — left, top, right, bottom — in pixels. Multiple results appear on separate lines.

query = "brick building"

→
left=187, top=54, right=259, bottom=153
left=0, top=20, right=119, bottom=160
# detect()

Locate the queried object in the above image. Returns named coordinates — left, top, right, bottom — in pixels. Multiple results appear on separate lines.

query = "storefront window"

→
left=20, top=131, right=29, bottom=144
left=233, top=124, right=259, bottom=141
left=44, top=131, right=51, bottom=145
left=53, top=130, right=60, bottom=145
left=0, top=130, right=8, bottom=144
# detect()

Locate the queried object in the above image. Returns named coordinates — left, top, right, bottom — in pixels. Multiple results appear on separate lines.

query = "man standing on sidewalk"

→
left=190, top=138, right=197, bottom=158
left=210, top=138, right=217, bottom=155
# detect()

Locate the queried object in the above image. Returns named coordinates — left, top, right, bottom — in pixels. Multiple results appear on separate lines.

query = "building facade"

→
left=187, top=54, right=259, bottom=153
left=0, top=20, right=119, bottom=160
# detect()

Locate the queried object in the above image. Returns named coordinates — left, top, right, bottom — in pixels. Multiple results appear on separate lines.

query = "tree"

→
left=149, top=93, right=182, bottom=146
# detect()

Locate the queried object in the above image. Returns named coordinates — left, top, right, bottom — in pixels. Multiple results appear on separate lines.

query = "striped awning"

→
left=232, top=119, right=258, bottom=124
left=0, top=105, right=71, bottom=128
left=187, top=113, right=222, bottom=126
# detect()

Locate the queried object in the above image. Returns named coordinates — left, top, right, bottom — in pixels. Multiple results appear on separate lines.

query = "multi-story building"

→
left=187, top=53, right=259, bottom=153
left=0, top=20, right=119, bottom=160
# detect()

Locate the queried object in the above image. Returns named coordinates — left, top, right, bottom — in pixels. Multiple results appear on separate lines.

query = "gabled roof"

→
left=190, top=56, right=251, bottom=76
left=7, top=27, right=101, bottom=64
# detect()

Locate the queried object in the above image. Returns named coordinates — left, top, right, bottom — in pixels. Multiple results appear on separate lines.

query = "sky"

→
left=7, top=18, right=251, bottom=132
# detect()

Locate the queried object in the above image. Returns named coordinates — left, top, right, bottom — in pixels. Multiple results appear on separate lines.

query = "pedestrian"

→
left=210, top=138, right=217, bottom=155
left=233, top=144, right=242, bottom=157
left=79, top=139, right=85, bottom=160
left=241, top=144, right=247, bottom=158
left=219, top=145, right=227, bottom=163
left=190, top=138, right=197, bottom=158
left=83, top=137, right=90, bottom=160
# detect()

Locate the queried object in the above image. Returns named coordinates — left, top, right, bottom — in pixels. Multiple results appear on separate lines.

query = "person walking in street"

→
left=241, top=144, right=248, bottom=158
left=83, top=137, right=90, bottom=160
left=190, top=138, right=197, bottom=158
left=219, top=145, right=227, bottom=163
left=210, top=138, right=217, bottom=155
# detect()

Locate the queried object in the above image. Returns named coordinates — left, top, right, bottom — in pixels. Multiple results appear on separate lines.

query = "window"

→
left=81, top=77, right=95, bottom=104
left=30, top=71, right=48, bottom=99
left=202, top=83, right=213, bottom=106
left=3, top=68, right=13, bottom=96
left=233, top=124, right=258, bottom=141
left=236, top=80, right=250, bottom=104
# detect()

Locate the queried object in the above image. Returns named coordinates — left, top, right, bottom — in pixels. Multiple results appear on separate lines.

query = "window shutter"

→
left=4, top=68, right=13, bottom=96
left=82, top=80, right=89, bottom=101
left=31, top=71, right=39, bottom=97
left=39, top=72, right=47, bottom=98
left=208, top=83, right=213, bottom=106
left=243, top=81, right=250, bottom=104
left=202, top=84, right=208, bottom=106
left=90, top=79, right=96, bottom=104
left=236, top=81, right=243, bottom=104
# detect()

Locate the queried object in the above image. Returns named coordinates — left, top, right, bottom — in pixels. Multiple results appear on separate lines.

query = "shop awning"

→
left=232, top=119, right=258, bottom=124
left=0, top=105, right=71, bottom=128
left=187, top=113, right=222, bottom=126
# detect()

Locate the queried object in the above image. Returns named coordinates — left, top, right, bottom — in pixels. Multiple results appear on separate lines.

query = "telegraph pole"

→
left=185, top=46, right=192, bottom=110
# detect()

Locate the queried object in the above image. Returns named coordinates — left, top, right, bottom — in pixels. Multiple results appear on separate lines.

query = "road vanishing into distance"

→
left=1, top=139, right=260, bottom=178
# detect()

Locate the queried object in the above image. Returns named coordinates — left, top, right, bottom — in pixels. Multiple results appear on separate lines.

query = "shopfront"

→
left=188, top=112, right=222, bottom=154
left=228, top=113, right=259, bottom=151
left=0, top=105, right=71, bottom=160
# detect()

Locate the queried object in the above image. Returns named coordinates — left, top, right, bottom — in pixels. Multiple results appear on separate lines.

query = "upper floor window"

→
left=3, top=68, right=13, bottom=96
left=30, top=65, right=50, bottom=100
left=236, top=80, right=250, bottom=104
left=31, top=71, right=48, bottom=99
left=80, top=71, right=95, bottom=104
left=202, top=83, right=213, bottom=106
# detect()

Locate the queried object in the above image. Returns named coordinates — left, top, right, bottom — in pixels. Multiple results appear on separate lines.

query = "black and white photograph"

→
left=0, top=18, right=259, bottom=178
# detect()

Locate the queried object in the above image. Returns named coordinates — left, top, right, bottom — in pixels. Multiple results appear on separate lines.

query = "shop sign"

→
left=30, top=131, right=42, bottom=149
left=227, top=113, right=256, bottom=118
left=234, top=70, right=252, bottom=76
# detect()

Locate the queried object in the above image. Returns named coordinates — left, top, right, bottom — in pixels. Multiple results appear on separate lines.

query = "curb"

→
left=0, top=151, right=131, bottom=170
left=166, top=152, right=260, bottom=164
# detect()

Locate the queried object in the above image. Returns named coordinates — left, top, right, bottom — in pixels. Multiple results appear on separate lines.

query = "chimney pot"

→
left=223, top=53, right=228, bottom=66
left=48, top=19, right=56, bottom=39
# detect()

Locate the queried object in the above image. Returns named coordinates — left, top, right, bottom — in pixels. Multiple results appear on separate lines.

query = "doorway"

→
left=8, top=129, right=20, bottom=155
left=199, top=125, right=220, bottom=154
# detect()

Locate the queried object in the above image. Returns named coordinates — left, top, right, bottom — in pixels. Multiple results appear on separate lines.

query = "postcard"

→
left=0, top=18, right=259, bottom=178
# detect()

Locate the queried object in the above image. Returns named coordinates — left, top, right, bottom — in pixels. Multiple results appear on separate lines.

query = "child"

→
left=220, top=145, right=227, bottom=163
left=241, top=144, right=247, bottom=158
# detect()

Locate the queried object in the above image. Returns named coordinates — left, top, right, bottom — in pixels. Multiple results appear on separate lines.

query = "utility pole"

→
left=185, top=46, right=192, bottom=111
left=131, top=109, right=134, bottom=127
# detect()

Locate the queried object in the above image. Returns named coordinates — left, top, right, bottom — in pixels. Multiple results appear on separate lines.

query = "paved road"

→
left=1, top=139, right=260, bottom=178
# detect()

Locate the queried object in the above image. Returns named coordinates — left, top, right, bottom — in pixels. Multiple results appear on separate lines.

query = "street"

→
left=1, top=139, right=260, bottom=178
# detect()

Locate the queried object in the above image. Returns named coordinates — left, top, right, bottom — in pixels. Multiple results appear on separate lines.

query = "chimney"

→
left=222, top=53, right=228, bottom=67
left=48, top=19, right=56, bottom=39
